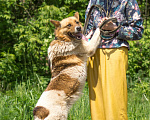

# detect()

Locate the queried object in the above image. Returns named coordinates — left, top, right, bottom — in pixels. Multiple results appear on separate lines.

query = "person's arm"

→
left=85, top=0, right=92, bottom=18
left=117, top=0, right=144, bottom=40
left=85, top=0, right=95, bottom=36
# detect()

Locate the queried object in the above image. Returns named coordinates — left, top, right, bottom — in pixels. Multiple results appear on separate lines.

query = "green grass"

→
left=0, top=78, right=149, bottom=120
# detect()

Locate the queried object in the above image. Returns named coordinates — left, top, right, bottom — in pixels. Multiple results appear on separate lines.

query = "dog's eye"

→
left=76, top=21, right=79, bottom=24
left=67, top=24, right=72, bottom=27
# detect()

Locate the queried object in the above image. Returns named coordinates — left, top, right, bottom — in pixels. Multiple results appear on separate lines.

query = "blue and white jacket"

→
left=85, top=0, right=144, bottom=49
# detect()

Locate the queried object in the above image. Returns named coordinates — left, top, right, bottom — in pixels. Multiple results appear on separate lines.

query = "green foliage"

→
left=0, top=81, right=40, bottom=120
left=0, top=52, right=18, bottom=90
left=68, top=83, right=91, bottom=120
left=127, top=23, right=150, bottom=82
left=128, top=80, right=150, bottom=120
left=0, top=82, right=149, bottom=120
left=0, top=0, right=89, bottom=91
left=0, top=73, right=50, bottom=120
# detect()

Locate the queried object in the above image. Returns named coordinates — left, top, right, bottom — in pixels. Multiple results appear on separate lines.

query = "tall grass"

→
left=0, top=77, right=149, bottom=120
left=68, top=83, right=91, bottom=120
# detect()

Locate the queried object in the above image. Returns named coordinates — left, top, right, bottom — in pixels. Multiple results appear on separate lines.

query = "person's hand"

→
left=100, top=17, right=118, bottom=31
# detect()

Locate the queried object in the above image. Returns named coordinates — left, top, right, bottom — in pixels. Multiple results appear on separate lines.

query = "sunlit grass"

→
left=0, top=79, right=149, bottom=120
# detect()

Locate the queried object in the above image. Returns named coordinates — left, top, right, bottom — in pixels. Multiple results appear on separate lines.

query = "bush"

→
left=127, top=23, right=150, bottom=83
left=0, top=0, right=149, bottom=92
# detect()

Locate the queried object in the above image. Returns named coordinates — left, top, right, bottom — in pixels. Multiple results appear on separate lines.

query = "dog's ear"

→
left=74, top=12, right=79, bottom=20
left=50, top=20, right=60, bottom=28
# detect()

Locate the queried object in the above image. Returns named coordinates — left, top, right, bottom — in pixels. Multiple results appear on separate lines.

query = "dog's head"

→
left=50, top=12, right=83, bottom=41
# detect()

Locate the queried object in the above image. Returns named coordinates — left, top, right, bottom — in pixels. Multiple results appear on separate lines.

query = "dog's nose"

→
left=76, top=26, right=81, bottom=32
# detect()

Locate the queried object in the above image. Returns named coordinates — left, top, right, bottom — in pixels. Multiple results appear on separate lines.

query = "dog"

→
left=33, top=12, right=101, bottom=120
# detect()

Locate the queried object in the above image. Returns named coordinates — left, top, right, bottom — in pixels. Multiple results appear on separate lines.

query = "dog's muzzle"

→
left=68, top=32, right=82, bottom=40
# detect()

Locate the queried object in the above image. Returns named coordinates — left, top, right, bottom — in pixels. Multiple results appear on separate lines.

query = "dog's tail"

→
left=33, top=106, right=49, bottom=120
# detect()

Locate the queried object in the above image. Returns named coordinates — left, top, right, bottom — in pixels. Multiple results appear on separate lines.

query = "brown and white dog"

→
left=33, top=12, right=100, bottom=120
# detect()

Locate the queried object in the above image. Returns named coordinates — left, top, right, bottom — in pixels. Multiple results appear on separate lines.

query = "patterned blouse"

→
left=85, top=0, right=144, bottom=49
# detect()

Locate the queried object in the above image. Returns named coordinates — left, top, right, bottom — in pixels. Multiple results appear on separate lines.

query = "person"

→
left=85, top=0, right=144, bottom=120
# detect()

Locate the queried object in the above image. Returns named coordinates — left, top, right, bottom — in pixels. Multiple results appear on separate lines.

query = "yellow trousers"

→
left=87, top=47, right=128, bottom=120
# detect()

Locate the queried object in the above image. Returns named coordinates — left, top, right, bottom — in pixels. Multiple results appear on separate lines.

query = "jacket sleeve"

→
left=85, top=0, right=95, bottom=35
left=117, top=0, right=144, bottom=40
